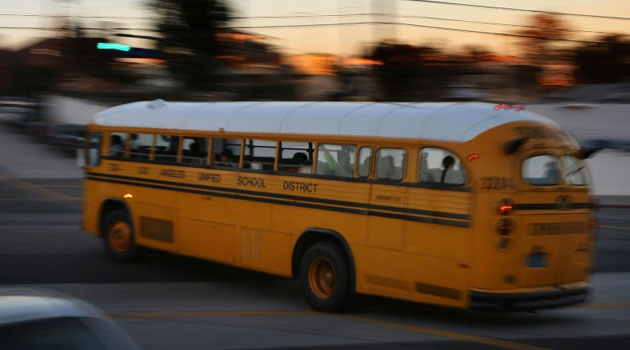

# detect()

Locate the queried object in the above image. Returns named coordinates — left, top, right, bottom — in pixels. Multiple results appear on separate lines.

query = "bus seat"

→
left=359, top=156, right=371, bottom=176
left=423, top=168, right=442, bottom=183
left=316, top=161, right=331, bottom=175
left=376, top=156, right=395, bottom=179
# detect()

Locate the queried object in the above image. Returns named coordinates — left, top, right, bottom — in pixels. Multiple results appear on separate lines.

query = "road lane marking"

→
left=0, top=197, right=80, bottom=201
left=598, top=225, right=630, bottom=231
left=107, top=310, right=314, bottom=319
left=0, top=171, right=80, bottom=200
left=339, top=314, right=549, bottom=350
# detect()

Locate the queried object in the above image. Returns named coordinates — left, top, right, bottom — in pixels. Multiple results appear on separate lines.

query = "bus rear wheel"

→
left=299, top=242, right=350, bottom=312
left=102, top=209, right=137, bottom=262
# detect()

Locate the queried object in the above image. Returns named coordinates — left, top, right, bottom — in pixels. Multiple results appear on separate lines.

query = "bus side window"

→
left=155, top=135, right=180, bottom=163
left=211, top=138, right=241, bottom=168
left=316, top=144, right=355, bottom=178
left=358, top=147, right=372, bottom=178
left=128, top=134, right=153, bottom=161
left=107, top=133, right=127, bottom=158
left=243, top=139, right=276, bottom=170
left=85, top=132, right=102, bottom=166
left=375, top=148, right=405, bottom=181
left=181, top=137, right=209, bottom=165
left=279, top=141, right=312, bottom=173
left=419, top=148, right=466, bottom=185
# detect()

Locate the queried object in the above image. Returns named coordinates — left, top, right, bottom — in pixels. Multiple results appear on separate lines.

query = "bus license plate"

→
left=526, top=254, right=546, bottom=268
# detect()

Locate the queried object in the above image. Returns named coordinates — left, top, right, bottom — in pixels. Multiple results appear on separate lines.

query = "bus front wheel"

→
left=102, top=209, right=137, bottom=262
left=299, top=242, right=350, bottom=312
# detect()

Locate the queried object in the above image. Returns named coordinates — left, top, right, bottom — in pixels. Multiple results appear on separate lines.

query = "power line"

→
left=0, top=13, right=151, bottom=20
left=392, top=22, right=620, bottom=45
left=227, top=21, right=628, bottom=45
left=2, top=21, right=627, bottom=46
left=408, top=0, right=630, bottom=21
left=0, top=26, right=156, bottom=32
left=398, top=15, right=624, bottom=36
left=3, top=8, right=629, bottom=35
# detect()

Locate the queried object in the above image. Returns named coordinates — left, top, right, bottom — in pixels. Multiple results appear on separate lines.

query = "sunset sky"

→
left=2, top=0, right=629, bottom=56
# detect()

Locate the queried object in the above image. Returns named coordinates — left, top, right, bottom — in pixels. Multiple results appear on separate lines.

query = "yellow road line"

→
left=0, top=171, right=80, bottom=200
left=0, top=197, right=80, bottom=201
left=107, top=310, right=314, bottom=319
left=598, top=225, right=630, bottom=231
left=340, top=314, right=548, bottom=350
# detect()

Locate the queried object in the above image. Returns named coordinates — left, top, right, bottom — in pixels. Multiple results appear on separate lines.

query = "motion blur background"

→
left=1, top=0, right=629, bottom=195
left=1, top=2, right=630, bottom=349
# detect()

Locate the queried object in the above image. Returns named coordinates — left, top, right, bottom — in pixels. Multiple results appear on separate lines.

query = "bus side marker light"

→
left=498, top=199, right=513, bottom=215
left=123, top=193, right=133, bottom=199
left=467, top=153, right=479, bottom=161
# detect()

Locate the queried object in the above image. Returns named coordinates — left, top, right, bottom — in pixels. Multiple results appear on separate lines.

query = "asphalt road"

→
left=1, top=175, right=630, bottom=349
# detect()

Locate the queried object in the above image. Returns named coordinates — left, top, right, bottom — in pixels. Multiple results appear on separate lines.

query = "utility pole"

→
left=371, top=0, right=397, bottom=44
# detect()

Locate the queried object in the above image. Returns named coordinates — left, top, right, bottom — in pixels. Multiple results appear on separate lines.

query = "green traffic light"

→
left=97, top=42, right=131, bottom=52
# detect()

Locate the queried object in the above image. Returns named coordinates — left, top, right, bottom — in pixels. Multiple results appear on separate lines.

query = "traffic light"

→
left=96, top=42, right=131, bottom=52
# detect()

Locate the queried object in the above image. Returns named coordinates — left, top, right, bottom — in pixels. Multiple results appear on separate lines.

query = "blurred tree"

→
left=12, top=66, right=59, bottom=97
left=515, top=14, right=569, bottom=66
left=368, top=42, right=450, bottom=101
left=149, top=0, right=231, bottom=90
left=572, top=35, right=630, bottom=84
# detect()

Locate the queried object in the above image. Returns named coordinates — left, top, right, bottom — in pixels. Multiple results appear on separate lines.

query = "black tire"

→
left=102, top=209, right=137, bottom=262
left=298, top=241, right=350, bottom=312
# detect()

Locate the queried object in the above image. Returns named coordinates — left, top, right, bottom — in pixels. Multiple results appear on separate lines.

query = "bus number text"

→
left=481, top=177, right=514, bottom=191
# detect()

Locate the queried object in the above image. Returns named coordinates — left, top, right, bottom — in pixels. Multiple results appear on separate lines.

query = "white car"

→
left=0, top=288, right=138, bottom=349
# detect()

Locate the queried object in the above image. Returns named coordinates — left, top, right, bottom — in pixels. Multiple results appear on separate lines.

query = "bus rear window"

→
left=522, top=155, right=559, bottom=186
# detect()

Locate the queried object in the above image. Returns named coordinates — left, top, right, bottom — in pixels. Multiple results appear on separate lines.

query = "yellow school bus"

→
left=82, top=101, right=595, bottom=312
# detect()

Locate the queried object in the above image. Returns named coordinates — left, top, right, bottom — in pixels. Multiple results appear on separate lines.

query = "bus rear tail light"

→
left=498, top=199, right=513, bottom=215
left=498, top=219, right=513, bottom=236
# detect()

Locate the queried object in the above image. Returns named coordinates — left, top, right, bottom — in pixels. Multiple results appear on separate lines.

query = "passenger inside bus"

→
left=108, top=135, right=124, bottom=158
left=287, top=152, right=309, bottom=173
left=440, top=155, right=455, bottom=183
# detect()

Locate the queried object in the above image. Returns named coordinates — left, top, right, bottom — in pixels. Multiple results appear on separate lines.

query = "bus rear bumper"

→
left=469, top=283, right=592, bottom=312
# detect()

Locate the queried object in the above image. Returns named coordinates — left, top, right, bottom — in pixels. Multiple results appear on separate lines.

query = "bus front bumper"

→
left=469, top=283, right=592, bottom=312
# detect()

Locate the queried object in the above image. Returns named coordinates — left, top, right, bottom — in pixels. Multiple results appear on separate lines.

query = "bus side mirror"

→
left=504, top=137, right=528, bottom=155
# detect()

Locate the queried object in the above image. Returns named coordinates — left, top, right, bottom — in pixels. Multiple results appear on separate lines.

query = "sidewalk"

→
left=0, top=125, right=83, bottom=179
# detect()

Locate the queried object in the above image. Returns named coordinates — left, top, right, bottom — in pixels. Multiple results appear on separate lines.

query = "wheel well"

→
left=98, top=198, right=130, bottom=237
left=292, top=228, right=356, bottom=293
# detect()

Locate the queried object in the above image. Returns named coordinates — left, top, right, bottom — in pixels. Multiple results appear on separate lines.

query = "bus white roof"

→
left=91, top=101, right=557, bottom=142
